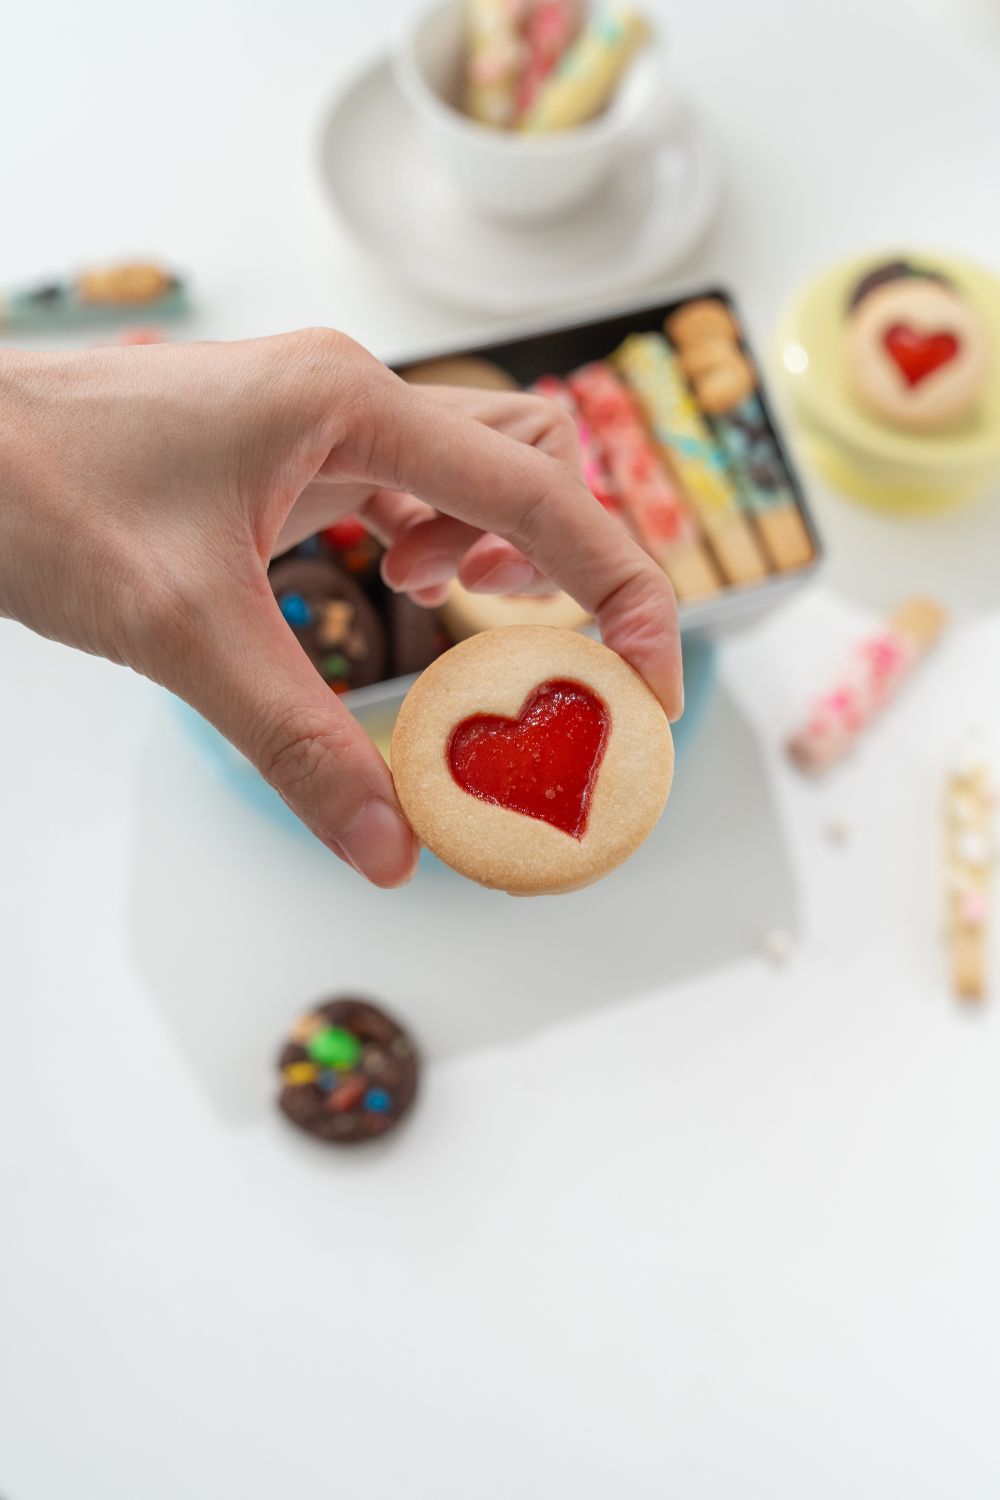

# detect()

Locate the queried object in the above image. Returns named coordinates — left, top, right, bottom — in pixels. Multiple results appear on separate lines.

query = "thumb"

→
left=165, top=581, right=418, bottom=888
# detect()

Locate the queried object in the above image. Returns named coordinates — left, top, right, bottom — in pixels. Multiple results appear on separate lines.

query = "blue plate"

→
left=178, top=633, right=717, bottom=852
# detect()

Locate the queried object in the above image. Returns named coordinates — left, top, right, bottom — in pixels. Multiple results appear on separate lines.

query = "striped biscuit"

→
left=614, top=332, right=769, bottom=587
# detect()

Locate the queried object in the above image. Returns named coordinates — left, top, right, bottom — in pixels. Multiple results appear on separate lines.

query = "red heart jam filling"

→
left=447, top=679, right=610, bottom=839
left=883, top=324, right=960, bottom=387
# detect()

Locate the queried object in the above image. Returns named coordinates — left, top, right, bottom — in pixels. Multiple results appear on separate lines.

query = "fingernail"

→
left=332, top=798, right=418, bottom=888
left=386, top=554, right=454, bottom=591
left=471, top=560, right=537, bottom=594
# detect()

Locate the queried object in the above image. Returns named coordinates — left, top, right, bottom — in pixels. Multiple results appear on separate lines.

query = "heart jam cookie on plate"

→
left=845, top=259, right=990, bottom=430
left=391, top=626, right=674, bottom=895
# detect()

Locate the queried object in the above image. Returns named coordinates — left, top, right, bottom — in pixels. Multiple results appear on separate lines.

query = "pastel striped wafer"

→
left=613, top=332, right=769, bottom=587
left=665, top=300, right=814, bottom=572
left=466, top=0, right=527, bottom=128
left=944, top=750, right=995, bottom=1002
left=516, top=0, right=580, bottom=118
left=568, top=361, right=720, bottom=601
left=519, top=4, right=647, bottom=132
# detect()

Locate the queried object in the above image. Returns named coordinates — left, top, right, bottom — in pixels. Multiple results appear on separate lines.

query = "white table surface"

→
left=3, top=0, right=1000, bottom=1495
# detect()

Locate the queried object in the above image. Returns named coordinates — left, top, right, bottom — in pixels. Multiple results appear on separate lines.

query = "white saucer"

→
left=318, top=57, right=723, bottom=315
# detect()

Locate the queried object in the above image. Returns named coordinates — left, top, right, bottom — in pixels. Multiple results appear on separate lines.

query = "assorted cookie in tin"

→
left=274, top=289, right=817, bottom=705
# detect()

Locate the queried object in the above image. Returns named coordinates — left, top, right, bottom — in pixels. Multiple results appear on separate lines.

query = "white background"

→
left=2, top=0, right=1000, bottom=1495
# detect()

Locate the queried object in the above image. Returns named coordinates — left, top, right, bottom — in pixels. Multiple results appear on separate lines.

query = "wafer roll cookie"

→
left=702, top=397, right=812, bottom=571
left=665, top=301, right=814, bottom=572
left=516, top=0, right=580, bottom=117
left=754, top=504, right=814, bottom=572
left=531, top=374, right=623, bottom=515
left=944, top=754, right=995, bottom=1001
left=787, top=598, right=947, bottom=774
left=568, top=361, right=720, bottom=601
left=520, top=4, right=647, bottom=132
left=466, top=0, right=526, bottom=127
left=614, top=333, right=769, bottom=586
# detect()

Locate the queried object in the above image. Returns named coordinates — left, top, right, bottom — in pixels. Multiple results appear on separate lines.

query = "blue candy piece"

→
left=363, top=1087, right=392, bottom=1114
left=316, top=1069, right=337, bottom=1094
left=279, top=591, right=311, bottom=627
left=297, top=536, right=321, bottom=558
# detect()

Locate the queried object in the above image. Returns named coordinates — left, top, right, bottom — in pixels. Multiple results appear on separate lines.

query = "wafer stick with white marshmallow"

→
left=944, top=751, right=995, bottom=1002
left=787, top=598, right=947, bottom=774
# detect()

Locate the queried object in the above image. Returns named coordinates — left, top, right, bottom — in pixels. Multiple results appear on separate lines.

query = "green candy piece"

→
left=321, top=653, right=349, bottom=680
left=306, top=1025, right=362, bottom=1071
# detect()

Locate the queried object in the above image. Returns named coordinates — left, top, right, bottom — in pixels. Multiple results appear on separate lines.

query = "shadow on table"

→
left=126, top=686, right=796, bottom=1123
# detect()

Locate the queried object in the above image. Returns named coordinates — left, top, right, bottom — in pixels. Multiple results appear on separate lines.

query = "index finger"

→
left=379, top=386, right=684, bottom=720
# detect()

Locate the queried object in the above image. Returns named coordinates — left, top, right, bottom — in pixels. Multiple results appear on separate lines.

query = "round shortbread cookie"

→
left=391, top=626, right=674, bottom=895
left=438, top=580, right=591, bottom=643
left=845, top=273, right=989, bottom=430
left=665, top=299, right=739, bottom=348
left=398, top=356, right=519, bottom=391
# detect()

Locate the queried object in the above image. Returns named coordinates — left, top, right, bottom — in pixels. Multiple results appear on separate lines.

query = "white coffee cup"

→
left=393, top=0, right=680, bottom=226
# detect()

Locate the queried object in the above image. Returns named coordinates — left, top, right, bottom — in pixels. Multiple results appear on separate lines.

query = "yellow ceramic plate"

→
left=775, top=251, right=1000, bottom=509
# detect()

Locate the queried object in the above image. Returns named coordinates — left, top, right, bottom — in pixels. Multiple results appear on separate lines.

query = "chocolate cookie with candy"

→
left=268, top=555, right=386, bottom=692
left=845, top=259, right=990, bottom=430
left=277, top=998, right=419, bottom=1145
left=320, top=515, right=382, bottom=582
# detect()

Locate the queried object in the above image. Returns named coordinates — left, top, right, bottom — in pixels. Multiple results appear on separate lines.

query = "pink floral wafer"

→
left=568, top=361, right=719, bottom=600
left=532, top=374, right=622, bottom=514
left=787, top=598, right=947, bottom=774
left=516, top=0, right=580, bottom=117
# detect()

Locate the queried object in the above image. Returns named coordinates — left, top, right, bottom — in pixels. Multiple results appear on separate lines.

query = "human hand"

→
left=0, top=331, right=681, bottom=885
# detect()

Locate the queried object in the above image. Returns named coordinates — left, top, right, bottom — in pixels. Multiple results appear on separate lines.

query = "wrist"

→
left=0, top=351, right=69, bottom=624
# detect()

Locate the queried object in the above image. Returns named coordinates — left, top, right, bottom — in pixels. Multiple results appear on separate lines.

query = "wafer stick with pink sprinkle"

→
left=531, top=374, right=623, bottom=516
left=787, top=598, right=947, bottom=774
left=516, top=0, right=581, bottom=117
left=567, top=361, right=720, bottom=601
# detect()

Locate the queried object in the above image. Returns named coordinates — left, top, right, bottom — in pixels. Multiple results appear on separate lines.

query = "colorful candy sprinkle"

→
left=316, top=1069, right=337, bottom=1094
left=280, top=591, right=311, bottom=628
left=323, top=517, right=367, bottom=550
left=307, top=1025, right=362, bottom=1071
left=321, top=652, right=350, bottom=680
left=283, top=1061, right=319, bottom=1086
left=364, top=1087, right=392, bottom=1114
left=317, top=601, right=353, bottom=648
left=328, top=1075, right=367, bottom=1113
left=290, top=1011, right=323, bottom=1045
